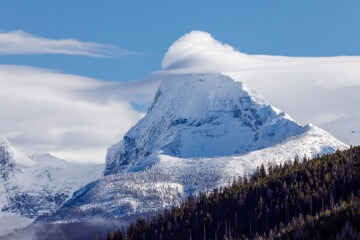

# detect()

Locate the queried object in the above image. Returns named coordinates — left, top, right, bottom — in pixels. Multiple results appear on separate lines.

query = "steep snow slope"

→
left=320, top=110, right=360, bottom=147
left=43, top=73, right=348, bottom=222
left=0, top=138, right=104, bottom=234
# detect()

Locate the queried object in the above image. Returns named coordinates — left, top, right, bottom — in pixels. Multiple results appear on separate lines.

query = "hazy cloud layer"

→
left=162, top=31, right=360, bottom=126
left=0, top=30, right=135, bottom=57
left=0, top=65, right=147, bottom=163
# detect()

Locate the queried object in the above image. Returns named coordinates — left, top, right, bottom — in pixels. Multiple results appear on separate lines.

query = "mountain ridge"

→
left=42, top=72, right=348, bottom=223
left=0, top=137, right=104, bottom=235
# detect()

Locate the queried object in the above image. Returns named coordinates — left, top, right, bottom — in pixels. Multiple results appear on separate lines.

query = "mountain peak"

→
left=47, top=72, right=348, bottom=222
left=0, top=137, right=35, bottom=170
left=105, top=73, right=305, bottom=175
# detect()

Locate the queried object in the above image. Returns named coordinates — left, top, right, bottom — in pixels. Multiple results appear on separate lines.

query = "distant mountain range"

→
left=0, top=137, right=103, bottom=235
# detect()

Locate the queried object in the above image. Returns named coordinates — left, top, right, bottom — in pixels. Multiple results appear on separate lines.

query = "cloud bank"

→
left=0, top=30, right=134, bottom=57
left=162, top=31, right=360, bottom=126
left=0, top=65, right=149, bottom=163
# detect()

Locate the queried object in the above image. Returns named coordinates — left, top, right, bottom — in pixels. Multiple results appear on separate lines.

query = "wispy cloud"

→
left=0, top=30, right=135, bottom=57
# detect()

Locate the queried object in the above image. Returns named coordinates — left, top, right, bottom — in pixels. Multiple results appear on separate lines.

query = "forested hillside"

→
left=106, top=146, right=360, bottom=239
left=270, top=198, right=360, bottom=239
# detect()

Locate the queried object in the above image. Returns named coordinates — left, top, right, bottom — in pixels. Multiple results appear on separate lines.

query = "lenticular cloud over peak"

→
left=161, top=31, right=255, bottom=72
left=160, top=30, right=360, bottom=127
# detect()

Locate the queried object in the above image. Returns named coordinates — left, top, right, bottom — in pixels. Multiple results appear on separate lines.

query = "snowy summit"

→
left=105, top=73, right=305, bottom=175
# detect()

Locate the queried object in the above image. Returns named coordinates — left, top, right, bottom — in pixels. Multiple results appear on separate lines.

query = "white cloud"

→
left=0, top=30, right=135, bottom=57
left=0, top=65, right=146, bottom=163
left=162, top=31, right=360, bottom=126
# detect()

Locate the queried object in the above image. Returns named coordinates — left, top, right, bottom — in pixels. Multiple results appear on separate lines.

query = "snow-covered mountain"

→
left=0, top=137, right=103, bottom=235
left=42, top=73, right=348, bottom=223
left=104, top=73, right=310, bottom=175
left=320, top=110, right=360, bottom=147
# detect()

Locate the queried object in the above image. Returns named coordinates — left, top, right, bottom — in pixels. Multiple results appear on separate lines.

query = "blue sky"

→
left=1, top=0, right=360, bottom=82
